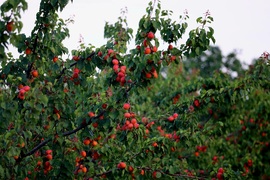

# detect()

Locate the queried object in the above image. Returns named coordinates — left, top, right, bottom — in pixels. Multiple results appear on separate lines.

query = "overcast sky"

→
left=19, top=0, right=270, bottom=64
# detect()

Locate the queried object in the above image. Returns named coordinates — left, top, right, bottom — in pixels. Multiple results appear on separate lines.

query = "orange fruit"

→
left=80, top=150, right=87, bottom=157
left=31, top=70, right=38, bottom=77
left=25, top=48, right=32, bottom=55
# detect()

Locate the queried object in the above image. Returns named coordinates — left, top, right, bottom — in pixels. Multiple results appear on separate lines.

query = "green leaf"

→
left=39, top=94, right=48, bottom=106
left=156, top=171, right=162, bottom=178
left=1, top=102, right=6, bottom=109
left=0, top=165, right=4, bottom=179
left=195, top=47, right=201, bottom=55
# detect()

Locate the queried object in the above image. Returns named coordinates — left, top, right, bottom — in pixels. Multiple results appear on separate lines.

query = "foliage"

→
left=183, top=46, right=246, bottom=78
left=0, top=0, right=269, bottom=179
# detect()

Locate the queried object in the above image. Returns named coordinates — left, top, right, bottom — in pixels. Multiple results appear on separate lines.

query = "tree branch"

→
left=20, top=72, right=134, bottom=162
left=20, top=110, right=105, bottom=162
left=56, top=51, right=95, bottom=80
left=24, top=138, right=51, bottom=157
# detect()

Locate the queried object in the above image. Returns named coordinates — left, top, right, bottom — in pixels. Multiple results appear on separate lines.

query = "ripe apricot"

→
left=151, top=46, right=157, bottom=52
left=46, top=154, right=53, bottom=160
left=123, top=103, right=130, bottom=110
left=88, top=111, right=95, bottom=118
left=6, top=21, right=14, bottom=32
left=117, top=162, right=126, bottom=169
left=147, top=32, right=155, bottom=39
left=82, top=167, right=87, bottom=173
left=124, top=112, right=131, bottom=118
left=53, top=56, right=58, bottom=63
left=83, top=138, right=91, bottom=145
left=144, top=48, right=151, bottom=54
left=145, top=72, right=152, bottom=79
left=92, top=140, right=98, bottom=146
left=80, top=150, right=87, bottom=157
left=31, top=70, right=38, bottom=77
left=25, top=48, right=31, bottom=55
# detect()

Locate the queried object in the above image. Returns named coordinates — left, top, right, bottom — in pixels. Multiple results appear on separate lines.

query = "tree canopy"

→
left=0, top=0, right=269, bottom=179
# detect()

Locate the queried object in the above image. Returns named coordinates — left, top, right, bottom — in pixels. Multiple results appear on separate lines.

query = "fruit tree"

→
left=0, top=0, right=270, bottom=179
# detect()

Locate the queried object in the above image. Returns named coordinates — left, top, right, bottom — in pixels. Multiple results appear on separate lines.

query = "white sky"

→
left=19, top=0, right=270, bottom=64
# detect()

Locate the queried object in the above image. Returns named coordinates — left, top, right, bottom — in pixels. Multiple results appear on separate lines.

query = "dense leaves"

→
left=0, top=0, right=269, bottom=179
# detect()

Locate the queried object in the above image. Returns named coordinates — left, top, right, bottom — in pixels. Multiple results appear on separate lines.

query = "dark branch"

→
left=21, top=110, right=105, bottom=162
left=24, top=138, right=51, bottom=157
left=56, top=51, right=95, bottom=80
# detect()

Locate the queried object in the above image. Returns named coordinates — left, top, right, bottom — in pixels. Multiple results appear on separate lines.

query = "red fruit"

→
left=118, top=72, right=125, bottom=78
left=72, top=72, right=79, bottom=79
left=193, top=99, right=200, bottom=107
left=112, top=59, right=119, bottom=65
left=73, top=68, right=80, bottom=73
left=25, top=48, right=32, bottom=55
left=168, top=116, right=175, bottom=122
left=19, top=89, right=26, bottom=95
left=120, top=66, right=126, bottom=73
left=151, top=46, right=157, bottom=52
left=173, top=113, right=178, bottom=119
left=170, top=55, right=176, bottom=61
left=127, top=123, right=134, bottom=129
left=46, top=154, right=53, bottom=160
left=131, top=118, right=137, bottom=124
left=123, top=103, right=130, bottom=110
left=82, top=167, right=87, bottom=173
left=124, top=112, right=131, bottom=118
left=136, top=45, right=141, bottom=50
left=194, top=151, right=199, bottom=157
left=103, top=55, right=109, bottom=61
left=88, top=111, right=95, bottom=118
left=92, top=122, right=98, bottom=128
left=144, top=47, right=151, bottom=54
left=83, top=138, right=91, bottom=145
left=168, top=44, right=173, bottom=50
left=18, top=84, right=24, bottom=90
left=218, top=168, right=224, bottom=174
left=22, top=86, right=30, bottom=92
left=53, top=56, right=58, bottom=63
left=145, top=72, right=152, bottom=79
left=102, top=103, right=107, bottom=109
left=117, top=162, right=126, bottom=169
left=97, top=51, right=102, bottom=57
left=247, top=159, right=253, bottom=167
left=217, top=172, right=223, bottom=180
left=92, top=140, right=98, bottom=146
left=212, top=156, right=218, bottom=161
left=151, top=69, right=158, bottom=78
left=128, top=166, right=134, bottom=172
left=152, top=142, right=158, bottom=147
left=73, top=56, right=80, bottom=61
left=134, top=123, right=139, bottom=129
left=32, top=70, right=38, bottom=77
left=152, top=171, right=157, bottom=178
left=44, top=161, right=50, bottom=168
left=147, top=32, right=155, bottom=39
left=37, top=161, right=42, bottom=166
left=113, top=64, right=119, bottom=73
left=6, top=21, right=14, bottom=32
left=107, top=49, right=114, bottom=56
left=142, top=117, right=148, bottom=124
left=46, top=149, right=52, bottom=155
left=81, top=150, right=87, bottom=157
